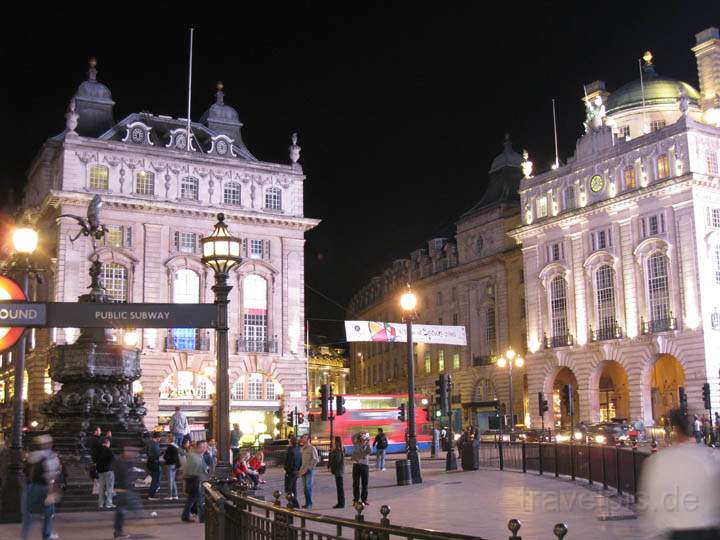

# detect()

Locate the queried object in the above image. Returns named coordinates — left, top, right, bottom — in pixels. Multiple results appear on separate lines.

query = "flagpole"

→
left=639, top=58, right=647, bottom=134
left=552, top=99, right=560, bottom=169
left=186, top=28, right=194, bottom=151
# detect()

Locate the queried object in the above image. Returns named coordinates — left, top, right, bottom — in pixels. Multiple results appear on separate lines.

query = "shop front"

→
left=158, top=370, right=215, bottom=440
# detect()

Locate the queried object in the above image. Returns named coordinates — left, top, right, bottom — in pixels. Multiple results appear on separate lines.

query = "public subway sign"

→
left=0, top=301, right=219, bottom=329
left=0, top=276, right=29, bottom=351
left=344, top=320, right=467, bottom=346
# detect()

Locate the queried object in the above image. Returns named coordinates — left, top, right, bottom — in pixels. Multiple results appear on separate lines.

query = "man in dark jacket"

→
left=96, top=438, right=115, bottom=508
left=162, top=435, right=180, bottom=500
left=145, top=432, right=162, bottom=500
left=113, top=444, right=142, bottom=539
left=283, top=436, right=301, bottom=507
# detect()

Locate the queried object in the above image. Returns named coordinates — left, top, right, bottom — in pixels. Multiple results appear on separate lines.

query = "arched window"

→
left=550, top=277, right=568, bottom=341
left=596, top=265, right=617, bottom=337
left=90, top=165, right=109, bottom=190
left=181, top=176, right=199, bottom=200
left=485, top=305, right=496, bottom=353
left=243, top=275, right=268, bottom=352
left=712, top=243, right=720, bottom=286
left=265, top=187, right=282, bottom=210
left=647, top=252, right=670, bottom=324
left=135, top=171, right=155, bottom=195
left=101, top=263, right=128, bottom=301
left=172, top=269, right=200, bottom=349
left=231, top=379, right=245, bottom=400
left=223, top=182, right=241, bottom=205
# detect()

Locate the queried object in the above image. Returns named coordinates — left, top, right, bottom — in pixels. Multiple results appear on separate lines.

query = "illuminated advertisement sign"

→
left=0, top=276, right=27, bottom=352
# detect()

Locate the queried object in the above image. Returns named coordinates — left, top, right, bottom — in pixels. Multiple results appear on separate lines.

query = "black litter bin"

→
left=396, top=459, right=411, bottom=486
left=461, top=442, right=479, bottom=470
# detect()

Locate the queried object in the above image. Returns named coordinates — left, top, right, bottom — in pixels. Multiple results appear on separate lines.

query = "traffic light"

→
left=436, top=374, right=450, bottom=415
left=703, top=383, right=711, bottom=410
left=538, top=391, right=549, bottom=416
left=679, top=386, right=688, bottom=412
left=275, top=410, right=282, bottom=421
left=320, top=384, right=330, bottom=421
left=398, top=402, right=406, bottom=422
left=287, top=411, right=294, bottom=427
left=562, top=384, right=574, bottom=416
left=336, top=395, right=346, bottom=416
left=308, top=413, right=315, bottom=423
left=297, top=413, right=305, bottom=425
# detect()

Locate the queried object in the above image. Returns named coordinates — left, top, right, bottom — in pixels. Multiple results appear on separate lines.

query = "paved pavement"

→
left=1, top=452, right=658, bottom=540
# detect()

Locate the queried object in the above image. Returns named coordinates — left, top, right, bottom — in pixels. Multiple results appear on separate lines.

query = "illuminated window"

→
left=0, top=380, right=4, bottom=403
left=172, top=269, right=200, bottom=350
left=656, top=155, right=669, bottom=179
left=424, top=352, right=431, bottom=374
left=596, top=266, right=617, bottom=332
left=135, top=171, right=154, bottom=195
left=619, top=125, right=630, bottom=138
left=485, top=306, right=496, bottom=352
left=650, top=120, right=666, bottom=132
left=105, top=225, right=131, bottom=248
left=536, top=196, right=548, bottom=218
left=707, top=149, right=719, bottom=175
left=231, top=379, right=245, bottom=400
left=248, top=373, right=263, bottom=400
left=181, top=176, right=199, bottom=200
left=623, top=166, right=636, bottom=190
left=647, top=252, right=670, bottom=323
left=90, top=165, right=109, bottom=190
left=244, top=275, right=268, bottom=352
left=265, top=187, right=282, bottom=210
left=452, top=353, right=460, bottom=370
left=550, top=277, right=568, bottom=339
left=223, top=182, right=242, bottom=205
left=44, top=367, right=53, bottom=395
left=101, top=263, right=128, bottom=301
left=438, top=350, right=445, bottom=372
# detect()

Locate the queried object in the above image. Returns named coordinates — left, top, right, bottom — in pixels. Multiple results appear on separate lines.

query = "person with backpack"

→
left=21, top=435, right=61, bottom=540
left=372, top=428, right=388, bottom=471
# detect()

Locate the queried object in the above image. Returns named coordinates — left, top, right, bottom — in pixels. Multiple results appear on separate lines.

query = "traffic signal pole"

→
left=445, top=375, right=457, bottom=471
left=405, top=317, right=422, bottom=484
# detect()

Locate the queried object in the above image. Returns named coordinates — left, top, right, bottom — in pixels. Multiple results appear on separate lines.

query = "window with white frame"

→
left=596, top=265, right=617, bottom=331
left=101, top=263, right=128, bottom=301
left=656, top=154, right=669, bottom=179
left=265, top=187, right=282, bottom=210
left=650, top=120, right=666, bottom=132
left=231, top=379, right=245, bottom=400
left=135, top=171, right=154, bottom=195
left=647, top=252, right=670, bottom=322
left=248, top=373, right=263, bottom=400
left=564, top=186, right=576, bottom=211
left=712, top=243, right=720, bottom=286
left=536, top=196, right=548, bottom=218
left=223, top=182, right=241, bottom=205
left=485, top=305, right=496, bottom=352
left=641, top=213, right=666, bottom=238
left=546, top=241, right=564, bottom=263
left=250, top=240, right=264, bottom=259
left=266, top=380, right=276, bottom=400
left=707, top=208, right=720, bottom=229
left=174, top=232, right=197, bottom=254
left=90, top=165, right=109, bottom=190
left=181, top=176, right=199, bottom=200
left=707, top=149, right=719, bottom=175
left=591, top=228, right=612, bottom=252
left=550, top=276, right=568, bottom=338
left=243, top=275, right=268, bottom=351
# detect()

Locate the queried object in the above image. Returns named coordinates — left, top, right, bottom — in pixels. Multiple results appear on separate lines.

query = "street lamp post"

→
left=0, top=225, right=38, bottom=523
left=497, top=348, right=524, bottom=432
left=400, top=286, right=422, bottom=484
left=201, top=213, right=242, bottom=474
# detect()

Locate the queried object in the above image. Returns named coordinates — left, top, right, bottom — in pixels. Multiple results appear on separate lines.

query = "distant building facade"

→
left=308, top=345, right=349, bottom=401
left=348, top=138, right=527, bottom=431
left=0, top=60, right=319, bottom=444
left=509, top=28, right=720, bottom=429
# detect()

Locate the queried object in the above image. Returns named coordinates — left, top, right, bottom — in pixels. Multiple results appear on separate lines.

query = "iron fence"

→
left=476, top=440, right=647, bottom=500
left=203, top=483, right=571, bottom=539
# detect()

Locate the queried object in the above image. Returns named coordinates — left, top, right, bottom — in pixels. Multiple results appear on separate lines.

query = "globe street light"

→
left=201, top=213, right=241, bottom=471
left=497, top=347, right=523, bottom=432
left=400, top=285, right=422, bottom=484
left=0, top=225, right=38, bottom=523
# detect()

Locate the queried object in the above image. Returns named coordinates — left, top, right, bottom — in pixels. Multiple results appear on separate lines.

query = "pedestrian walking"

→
left=351, top=432, right=371, bottom=505
left=372, top=428, right=388, bottom=471
left=21, top=434, right=61, bottom=540
left=169, top=406, right=189, bottom=447
left=283, top=435, right=301, bottom=507
left=230, top=423, right=242, bottom=463
left=145, top=432, right=162, bottom=500
left=329, top=436, right=345, bottom=508
left=112, top=444, right=142, bottom=539
left=693, top=415, right=703, bottom=443
left=182, top=440, right=210, bottom=523
left=96, top=437, right=115, bottom=509
left=640, top=407, right=720, bottom=538
left=204, top=438, right=217, bottom=475
left=298, top=435, right=319, bottom=510
left=162, top=434, right=180, bottom=500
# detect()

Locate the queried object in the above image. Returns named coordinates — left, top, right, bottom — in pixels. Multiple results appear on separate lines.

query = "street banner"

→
left=344, top=320, right=467, bottom=346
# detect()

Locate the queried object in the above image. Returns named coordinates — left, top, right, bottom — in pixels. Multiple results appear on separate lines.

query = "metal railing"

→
left=641, top=316, right=677, bottom=334
left=590, top=323, right=623, bottom=342
left=204, top=483, right=571, bottom=539
left=237, top=339, right=278, bottom=353
left=474, top=440, right=647, bottom=501
left=545, top=333, right=574, bottom=348
left=472, top=354, right=496, bottom=367
left=165, top=329, right=211, bottom=351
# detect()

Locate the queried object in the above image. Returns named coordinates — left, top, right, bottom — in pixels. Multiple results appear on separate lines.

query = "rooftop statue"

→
left=583, top=95, right=606, bottom=133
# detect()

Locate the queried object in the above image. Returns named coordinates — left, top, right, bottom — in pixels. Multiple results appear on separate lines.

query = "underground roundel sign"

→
left=0, top=275, right=27, bottom=351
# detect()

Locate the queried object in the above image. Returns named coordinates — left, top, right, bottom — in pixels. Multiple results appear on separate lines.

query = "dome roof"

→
left=606, top=61, right=699, bottom=114
left=200, top=82, right=241, bottom=125
left=489, top=133, right=522, bottom=173
left=75, top=58, right=113, bottom=103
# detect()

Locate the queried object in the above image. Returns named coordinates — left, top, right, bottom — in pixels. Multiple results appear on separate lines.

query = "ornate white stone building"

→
left=3, top=59, right=319, bottom=443
left=508, top=28, right=720, bottom=429
left=347, top=138, right=527, bottom=431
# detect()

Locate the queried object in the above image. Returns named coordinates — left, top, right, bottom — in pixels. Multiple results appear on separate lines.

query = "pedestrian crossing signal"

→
left=398, top=403, right=406, bottom=422
left=702, top=383, right=711, bottom=410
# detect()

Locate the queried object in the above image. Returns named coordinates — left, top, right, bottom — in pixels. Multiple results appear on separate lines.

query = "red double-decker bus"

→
left=309, top=394, right=432, bottom=453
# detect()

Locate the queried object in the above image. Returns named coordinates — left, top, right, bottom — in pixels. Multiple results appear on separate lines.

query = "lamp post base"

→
left=445, top=448, right=458, bottom=471
left=407, top=447, right=423, bottom=484
left=0, top=463, right=24, bottom=523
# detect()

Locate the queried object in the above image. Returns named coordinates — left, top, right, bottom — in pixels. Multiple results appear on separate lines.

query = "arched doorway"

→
left=650, top=354, right=684, bottom=423
left=552, top=367, right=579, bottom=429
left=597, top=361, right=629, bottom=422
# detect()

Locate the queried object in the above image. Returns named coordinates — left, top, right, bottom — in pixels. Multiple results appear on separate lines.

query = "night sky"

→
left=1, top=4, right=718, bottom=345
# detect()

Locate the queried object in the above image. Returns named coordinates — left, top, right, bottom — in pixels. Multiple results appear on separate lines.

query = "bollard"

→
left=538, top=442, right=543, bottom=476
left=507, top=518, right=522, bottom=539
left=587, top=442, right=592, bottom=485
left=601, top=445, right=608, bottom=490
left=616, top=445, right=622, bottom=496
left=521, top=440, right=527, bottom=473
left=380, top=505, right=391, bottom=526
left=354, top=501, right=366, bottom=522
left=273, top=490, right=282, bottom=506
left=499, top=437, right=505, bottom=470
left=286, top=491, right=297, bottom=509
left=632, top=446, right=638, bottom=502
left=553, top=523, right=568, bottom=539
left=651, top=439, right=659, bottom=454
left=554, top=441, right=559, bottom=478
left=570, top=441, right=575, bottom=481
